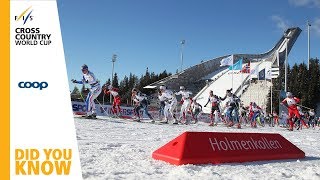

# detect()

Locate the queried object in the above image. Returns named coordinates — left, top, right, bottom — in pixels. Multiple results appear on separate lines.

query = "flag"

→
left=241, top=61, right=250, bottom=73
left=266, top=65, right=273, bottom=79
left=259, top=68, right=265, bottom=80
left=250, top=65, right=258, bottom=76
left=276, top=49, right=280, bottom=66
left=220, top=55, right=233, bottom=66
left=266, top=68, right=272, bottom=79
left=270, top=67, right=280, bottom=78
left=228, top=59, right=243, bottom=70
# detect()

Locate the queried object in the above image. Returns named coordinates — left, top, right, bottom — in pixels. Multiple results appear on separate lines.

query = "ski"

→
left=75, top=116, right=99, bottom=120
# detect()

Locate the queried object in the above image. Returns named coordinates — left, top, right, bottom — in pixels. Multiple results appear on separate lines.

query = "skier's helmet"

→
left=81, top=64, right=88, bottom=70
left=180, top=86, right=185, bottom=90
left=159, top=86, right=166, bottom=91
left=286, top=92, right=293, bottom=97
left=132, top=88, right=138, bottom=92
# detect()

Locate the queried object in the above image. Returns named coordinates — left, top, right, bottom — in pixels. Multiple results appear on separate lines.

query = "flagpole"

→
left=232, top=55, right=234, bottom=92
left=250, top=61, right=252, bottom=104
left=271, top=76, right=273, bottom=114
left=285, top=39, right=288, bottom=92
left=258, top=62, right=260, bottom=106
left=241, top=70, right=243, bottom=96
left=264, top=60, right=267, bottom=87
left=250, top=75, right=252, bottom=104
left=307, top=20, right=311, bottom=70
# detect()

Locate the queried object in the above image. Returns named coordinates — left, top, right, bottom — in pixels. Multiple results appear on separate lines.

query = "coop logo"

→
left=15, top=6, right=33, bottom=25
left=18, top=81, right=48, bottom=90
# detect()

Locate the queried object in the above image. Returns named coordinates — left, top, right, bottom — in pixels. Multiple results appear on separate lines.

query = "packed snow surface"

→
left=75, top=117, right=320, bottom=180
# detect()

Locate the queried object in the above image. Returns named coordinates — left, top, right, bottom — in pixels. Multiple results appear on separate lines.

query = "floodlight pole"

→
left=284, top=37, right=288, bottom=92
left=180, top=40, right=185, bottom=72
left=110, top=54, right=117, bottom=103
left=307, top=20, right=311, bottom=70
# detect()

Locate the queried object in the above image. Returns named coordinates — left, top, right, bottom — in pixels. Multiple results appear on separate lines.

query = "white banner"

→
left=72, top=101, right=212, bottom=122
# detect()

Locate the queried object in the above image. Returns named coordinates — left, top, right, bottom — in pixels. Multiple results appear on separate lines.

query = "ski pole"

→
left=102, top=93, right=105, bottom=106
left=280, top=103, right=289, bottom=110
left=73, top=83, right=86, bottom=103
left=102, top=83, right=107, bottom=106
left=95, top=98, right=109, bottom=116
left=72, top=83, right=88, bottom=116
left=298, top=104, right=313, bottom=110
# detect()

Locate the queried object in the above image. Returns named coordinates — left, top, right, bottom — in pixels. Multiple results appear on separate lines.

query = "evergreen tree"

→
left=145, top=67, right=150, bottom=84
left=150, top=72, right=158, bottom=83
left=267, top=57, right=320, bottom=113
left=70, top=86, right=81, bottom=101
left=112, top=73, right=119, bottom=88
left=128, top=73, right=136, bottom=89
left=106, top=78, right=111, bottom=86
left=71, top=86, right=80, bottom=95
left=119, top=75, right=131, bottom=104
left=159, top=70, right=170, bottom=79
left=98, top=78, right=111, bottom=104
left=307, top=59, right=320, bottom=108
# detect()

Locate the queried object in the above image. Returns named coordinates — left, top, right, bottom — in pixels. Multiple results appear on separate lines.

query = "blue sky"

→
left=57, top=0, right=320, bottom=88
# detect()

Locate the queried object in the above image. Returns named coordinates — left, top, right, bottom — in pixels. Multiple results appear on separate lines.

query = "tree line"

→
left=267, top=58, right=320, bottom=113
left=71, top=68, right=171, bottom=105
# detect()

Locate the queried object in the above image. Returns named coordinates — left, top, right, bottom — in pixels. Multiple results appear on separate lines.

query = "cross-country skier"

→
left=294, top=106, right=306, bottom=130
left=249, top=102, right=262, bottom=128
left=157, top=90, right=165, bottom=120
left=131, top=88, right=153, bottom=122
left=71, top=64, right=101, bottom=118
left=190, top=98, right=202, bottom=123
left=175, top=86, right=193, bottom=124
left=204, top=90, right=222, bottom=126
left=220, top=89, right=241, bottom=128
left=239, top=103, right=249, bottom=125
left=281, top=92, right=308, bottom=131
left=158, top=86, right=178, bottom=124
left=280, top=111, right=288, bottom=127
left=273, top=111, right=279, bottom=127
left=103, top=85, right=121, bottom=117
left=308, top=109, right=315, bottom=129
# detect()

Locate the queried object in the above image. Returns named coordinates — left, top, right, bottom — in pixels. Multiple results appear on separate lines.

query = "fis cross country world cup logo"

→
left=15, top=6, right=33, bottom=25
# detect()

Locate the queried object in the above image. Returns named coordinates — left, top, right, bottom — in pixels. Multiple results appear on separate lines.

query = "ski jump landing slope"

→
left=195, top=67, right=252, bottom=114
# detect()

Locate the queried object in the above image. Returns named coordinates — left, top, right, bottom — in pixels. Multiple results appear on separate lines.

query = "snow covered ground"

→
left=74, top=117, right=320, bottom=180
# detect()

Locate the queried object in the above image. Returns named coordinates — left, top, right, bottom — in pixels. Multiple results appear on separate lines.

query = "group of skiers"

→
left=71, top=64, right=201, bottom=123
left=71, top=64, right=318, bottom=130
left=156, top=85, right=204, bottom=124
left=133, top=85, right=202, bottom=124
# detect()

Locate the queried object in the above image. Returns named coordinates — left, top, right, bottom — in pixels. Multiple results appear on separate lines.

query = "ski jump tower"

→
left=145, top=27, right=301, bottom=111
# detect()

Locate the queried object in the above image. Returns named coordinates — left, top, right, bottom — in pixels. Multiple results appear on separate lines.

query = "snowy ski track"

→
left=75, top=117, right=320, bottom=180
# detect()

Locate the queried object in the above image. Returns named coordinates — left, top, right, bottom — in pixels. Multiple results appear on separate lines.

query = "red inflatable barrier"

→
left=152, top=132, right=305, bottom=165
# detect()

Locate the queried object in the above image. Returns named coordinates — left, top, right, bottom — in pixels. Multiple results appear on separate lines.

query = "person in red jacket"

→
left=104, top=85, right=121, bottom=116
left=272, top=111, right=279, bottom=127
left=281, top=92, right=308, bottom=131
